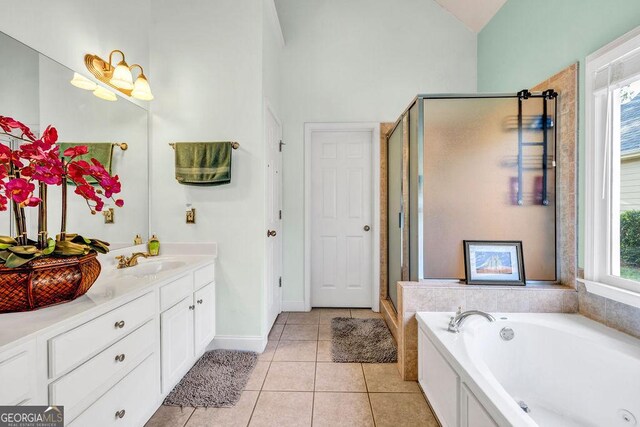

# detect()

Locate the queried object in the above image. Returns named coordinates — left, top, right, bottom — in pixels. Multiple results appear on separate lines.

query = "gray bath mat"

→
left=163, top=349, right=258, bottom=407
left=331, top=317, right=397, bottom=363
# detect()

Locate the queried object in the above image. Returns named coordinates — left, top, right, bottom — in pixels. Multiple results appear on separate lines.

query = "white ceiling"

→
left=433, top=0, right=507, bottom=33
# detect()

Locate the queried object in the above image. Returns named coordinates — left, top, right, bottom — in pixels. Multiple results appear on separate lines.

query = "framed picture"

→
left=463, top=240, right=525, bottom=286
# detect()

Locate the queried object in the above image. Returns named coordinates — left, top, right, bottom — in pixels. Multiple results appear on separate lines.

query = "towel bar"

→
left=113, top=142, right=128, bottom=151
left=169, top=142, right=239, bottom=150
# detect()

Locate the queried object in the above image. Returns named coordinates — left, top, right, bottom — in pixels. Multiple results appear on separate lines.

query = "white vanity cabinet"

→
left=0, top=256, right=216, bottom=427
left=48, top=294, right=156, bottom=421
left=161, top=296, right=195, bottom=393
left=0, top=340, right=39, bottom=406
left=160, top=263, right=216, bottom=393
left=194, top=283, right=216, bottom=351
left=68, top=354, right=158, bottom=427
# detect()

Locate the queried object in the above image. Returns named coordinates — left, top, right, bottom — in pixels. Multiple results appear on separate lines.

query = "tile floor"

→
left=146, top=309, right=438, bottom=427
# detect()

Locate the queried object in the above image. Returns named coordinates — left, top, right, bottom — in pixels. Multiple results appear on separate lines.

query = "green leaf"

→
left=70, top=235, right=91, bottom=245
left=0, top=236, right=17, bottom=246
left=0, top=250, right=11, bottom=262
left=91, top=238, right=110, bottom=248
left=8, top=245, right=40, bottom=256
left=4, top=252, right=39, bottom=268
left=0, top=236, right=17, bottom=250
left=42, top=238, right=56, bottom=256
left=89, top=242, right=109, bottom=254
left=84, top=238, right=110, bottom=254
left=54, top=240, right=90, bottom=256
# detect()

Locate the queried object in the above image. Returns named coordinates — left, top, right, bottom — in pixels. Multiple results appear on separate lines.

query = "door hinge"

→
left=279, top=277, right=282, bottom=287
left=279, top=210, right=282, bottom=220
left=279, top=140, right=285, bottom=152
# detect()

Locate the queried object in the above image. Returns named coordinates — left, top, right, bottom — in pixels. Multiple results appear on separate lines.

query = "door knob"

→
left=267, top=230, right=277, bottom=237
left=363, top=225, right=371, bottom=232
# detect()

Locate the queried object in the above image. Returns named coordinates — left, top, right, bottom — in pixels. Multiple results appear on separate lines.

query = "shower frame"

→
left=385, top=92, right=560, bottom=309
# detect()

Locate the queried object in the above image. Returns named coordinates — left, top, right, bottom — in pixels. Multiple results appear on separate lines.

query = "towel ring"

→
left=169, top=142, right=239, bottom=150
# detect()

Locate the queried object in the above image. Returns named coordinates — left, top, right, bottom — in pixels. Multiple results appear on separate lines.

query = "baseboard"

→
left=210, top=335, right=268, bottom=353
left=281, top=300, right=306, bottom=311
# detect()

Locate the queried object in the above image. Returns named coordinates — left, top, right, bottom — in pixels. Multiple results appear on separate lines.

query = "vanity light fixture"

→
left=70, top=72, right=97, bottom=91
left=92, top=86, right=117, bottom=102
left=84, top=50, right=153, bottom=100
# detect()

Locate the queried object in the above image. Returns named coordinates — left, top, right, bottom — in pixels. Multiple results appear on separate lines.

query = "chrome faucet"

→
left=115, top=252, right=150, bottom=269
left=448, top=307, right=495, bottom=333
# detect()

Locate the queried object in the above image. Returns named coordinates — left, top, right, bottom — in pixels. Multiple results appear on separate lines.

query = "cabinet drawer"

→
left=0, top=341, right=37, bottom=405
left=160, top=274, right=193, bottom=312
left=48, top=292, right=154, bottom=378
left=193, top=263, right=214, bottom=290
left=50, top=321, right=155, bottom=420
left=69, top=354, right=158, bottom=427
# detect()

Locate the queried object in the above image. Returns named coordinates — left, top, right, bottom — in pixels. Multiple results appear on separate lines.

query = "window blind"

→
left=593, top=47, right=640, bottom=93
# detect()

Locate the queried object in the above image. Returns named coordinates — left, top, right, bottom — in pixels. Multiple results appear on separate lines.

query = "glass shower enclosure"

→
left=387, top=92, right=558, bottom=310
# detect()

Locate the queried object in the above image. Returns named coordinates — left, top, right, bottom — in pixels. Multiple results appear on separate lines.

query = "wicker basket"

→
left=0, top=253, right=101, bottom=313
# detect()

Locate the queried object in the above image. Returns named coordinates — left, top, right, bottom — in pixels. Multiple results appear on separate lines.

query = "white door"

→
left=194, top=283, right=216, bottom=353
left=265, top=105, right=282, bottom=327
left=310, top=129, right=373, bottom=307
left=160, top=297, right=194, bottom=393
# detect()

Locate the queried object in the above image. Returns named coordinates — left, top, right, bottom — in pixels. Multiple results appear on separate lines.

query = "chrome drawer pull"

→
left=115, top=354, right=126, bottom=362
left=189, top=305, right=195, bottom=310
left=115, top=409, right=126, bottom=419
left=114, top=320, right=125, bottom=329
left=197, top=299, right=203, bottom=304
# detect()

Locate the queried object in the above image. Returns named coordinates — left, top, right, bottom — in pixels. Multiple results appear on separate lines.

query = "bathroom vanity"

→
left=0, top=247, right=216, bottom=426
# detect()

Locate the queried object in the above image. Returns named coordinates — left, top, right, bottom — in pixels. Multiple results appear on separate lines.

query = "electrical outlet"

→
left=186, top=208, right=196, bottom=224
left=103, top=208, right=114, bottom=224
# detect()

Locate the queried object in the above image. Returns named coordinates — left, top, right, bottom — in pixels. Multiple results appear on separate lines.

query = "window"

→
left=585, top=27, right=640, bottom=306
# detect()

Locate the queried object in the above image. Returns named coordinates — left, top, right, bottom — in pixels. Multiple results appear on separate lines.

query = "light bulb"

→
left=110, top=60, right=134, bottom=90
left=70, top=72, right=97, bottom=90
left=131, top=73, right=154, bottom=100
left=93, top=86, right=117, bottom=101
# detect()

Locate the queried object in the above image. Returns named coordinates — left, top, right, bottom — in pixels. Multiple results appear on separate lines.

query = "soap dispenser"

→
left=133, top=234, right=143, bottom=245
left=148, top=235, right=160, bottom=256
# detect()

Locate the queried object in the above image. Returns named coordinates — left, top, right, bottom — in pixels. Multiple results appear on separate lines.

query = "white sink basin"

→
left=122, top=260, right=187, bottom=277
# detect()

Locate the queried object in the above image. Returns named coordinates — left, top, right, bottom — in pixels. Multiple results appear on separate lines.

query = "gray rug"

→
left=331, top=317, right=397, bottom=363
left=163, top=349, right=258, bottom=407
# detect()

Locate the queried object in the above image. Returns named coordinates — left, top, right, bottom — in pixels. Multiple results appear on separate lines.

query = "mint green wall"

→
left=478, top=0, right=640, bottom=268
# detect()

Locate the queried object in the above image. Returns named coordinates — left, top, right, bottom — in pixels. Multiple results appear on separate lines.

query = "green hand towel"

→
left=174, top=142, right=232, bottom=185
left=59, top=142, right=114, bottom=185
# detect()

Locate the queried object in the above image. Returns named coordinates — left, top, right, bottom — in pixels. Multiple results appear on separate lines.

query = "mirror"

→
left=0, top=31, right=149, bottom=249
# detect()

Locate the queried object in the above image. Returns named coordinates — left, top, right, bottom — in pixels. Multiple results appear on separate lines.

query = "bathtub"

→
left=416, top=312, right=640, bottom=427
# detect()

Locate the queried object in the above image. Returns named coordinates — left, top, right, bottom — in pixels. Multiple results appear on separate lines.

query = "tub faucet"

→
left=448, top=308, right=495, bottom=333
